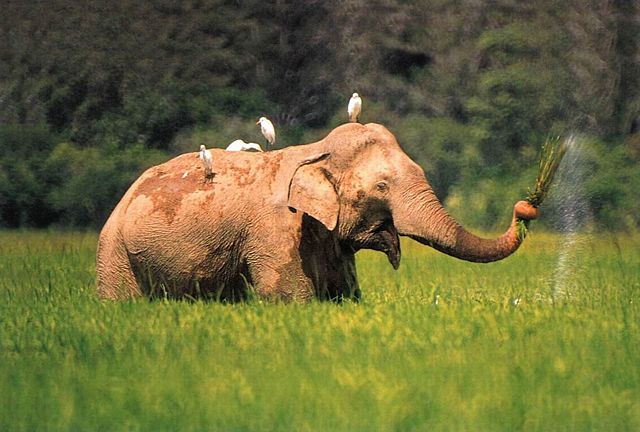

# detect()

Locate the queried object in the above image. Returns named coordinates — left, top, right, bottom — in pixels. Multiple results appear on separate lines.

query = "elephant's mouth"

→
left=354, top=219, right=401, bottom=270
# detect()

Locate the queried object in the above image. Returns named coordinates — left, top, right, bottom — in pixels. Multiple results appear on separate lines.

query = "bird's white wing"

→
left=226, top=139, right=246, bottom=151
left=262, top=121, right=276, bottom=144
left=348, top=97, right=356, bottom=115
left=348, top=97, right=361, bottom=121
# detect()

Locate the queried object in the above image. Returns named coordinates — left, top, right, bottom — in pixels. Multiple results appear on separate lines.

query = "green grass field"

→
left=1, top=230, right=638, bottom=431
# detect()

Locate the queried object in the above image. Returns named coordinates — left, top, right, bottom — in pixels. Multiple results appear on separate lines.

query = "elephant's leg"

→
left=298, top=225, right=360, bottom=302
left=96, top=234, right=142, bottom=300
left=322, top=250, right=360, bottom=302
left=247, top=258, right=315, bottom=302
left=343, top=255, right=361, bottom=301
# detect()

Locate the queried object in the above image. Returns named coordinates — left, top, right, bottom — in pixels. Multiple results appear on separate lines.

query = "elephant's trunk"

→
left=393, top=186, right=538, bottom=263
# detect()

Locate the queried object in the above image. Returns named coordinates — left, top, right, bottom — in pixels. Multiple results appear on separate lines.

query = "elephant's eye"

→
left=375, top=181, right=388, bottom=192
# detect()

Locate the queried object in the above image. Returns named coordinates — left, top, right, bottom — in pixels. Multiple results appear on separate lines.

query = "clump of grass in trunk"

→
left=517, top=136, right=568, bottom=240
left=527, top=136, right=568, bottom=207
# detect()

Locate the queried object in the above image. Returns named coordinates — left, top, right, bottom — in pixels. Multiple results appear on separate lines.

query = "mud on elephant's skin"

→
left=96, top=123, right=539, bottom=302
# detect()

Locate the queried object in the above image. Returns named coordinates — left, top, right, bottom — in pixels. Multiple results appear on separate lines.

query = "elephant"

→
left=96, top=122, right=539, bottom=302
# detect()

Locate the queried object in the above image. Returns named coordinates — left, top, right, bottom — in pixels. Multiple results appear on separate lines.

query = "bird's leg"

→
left=203, top=168, right=215, bottom=183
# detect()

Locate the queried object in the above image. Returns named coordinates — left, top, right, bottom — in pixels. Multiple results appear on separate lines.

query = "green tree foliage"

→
left=0, top=0, right=638, bottom=229
left=469, top=20, right=574, bottom=163
left=394, top=116, right=483, bottom=202
left=0, top=126, right=59, bottom=227
left=44, top=142, right=167, bottom=227
left=0, top=125, right=166, bottom=228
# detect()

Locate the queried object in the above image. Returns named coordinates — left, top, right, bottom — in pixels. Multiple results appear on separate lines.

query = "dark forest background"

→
left=1, top=0, right=639, bottom=230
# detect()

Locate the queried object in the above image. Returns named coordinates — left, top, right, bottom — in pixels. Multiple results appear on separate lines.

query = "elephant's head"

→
left=284, top=123, right=539, bottom=268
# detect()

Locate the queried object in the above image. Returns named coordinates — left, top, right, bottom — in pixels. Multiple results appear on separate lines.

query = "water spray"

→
left=547, top=136, right=592, bottom=300
left=518, top=135, right=592, bottom=301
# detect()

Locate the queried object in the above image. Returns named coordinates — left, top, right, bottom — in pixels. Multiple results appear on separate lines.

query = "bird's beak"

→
left=256, top=120, right=260, bottom=125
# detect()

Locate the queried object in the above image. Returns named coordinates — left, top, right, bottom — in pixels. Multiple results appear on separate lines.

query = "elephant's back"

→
left=100, top=149, right=284, bottom=244
left=131, top=149, right=279, bottom=195
left=113, top=150, right=276, bottom=244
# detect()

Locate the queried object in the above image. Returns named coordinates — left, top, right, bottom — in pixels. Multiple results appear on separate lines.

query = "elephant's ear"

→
left=287, top=153, right=339, bottom=231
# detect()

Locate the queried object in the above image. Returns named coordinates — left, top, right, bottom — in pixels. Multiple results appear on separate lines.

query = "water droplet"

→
left=546, top=136, right=593, bottom=301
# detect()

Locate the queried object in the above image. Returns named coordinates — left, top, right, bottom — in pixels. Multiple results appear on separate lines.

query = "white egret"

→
left=256, top=117, right=276, bottom=150
left=348, top=92, right=362, bottom=123
left=225, top=139, right=264, bottom=152
left=199, top=144, right=213, bottom=180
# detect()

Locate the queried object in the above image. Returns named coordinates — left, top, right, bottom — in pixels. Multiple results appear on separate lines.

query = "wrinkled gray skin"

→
left=96, top=123, right=538, bottom=302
